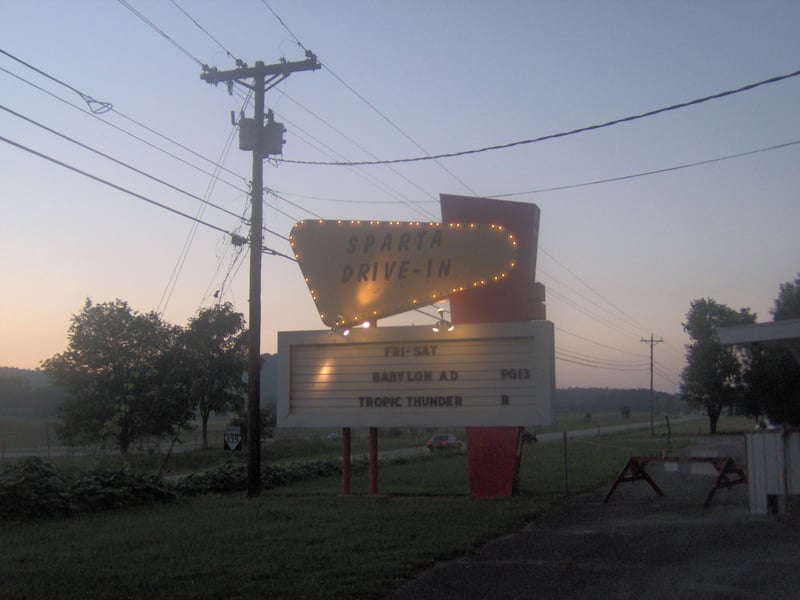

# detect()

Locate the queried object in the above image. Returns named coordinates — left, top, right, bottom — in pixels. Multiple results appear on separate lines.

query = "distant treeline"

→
left=0, top=367, right=66, bottom=418
left=1, top=358, right=279, bottom=420
left=2, top=363, right=683, bottom=419
left=555, top=387, right=687, bottom=415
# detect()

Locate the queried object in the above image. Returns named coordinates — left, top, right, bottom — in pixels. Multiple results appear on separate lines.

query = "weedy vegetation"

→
left=0, top=417, right=748, bottom=599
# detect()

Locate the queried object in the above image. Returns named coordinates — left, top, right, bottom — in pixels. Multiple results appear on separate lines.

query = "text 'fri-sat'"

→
left=383, top=345, right=438, bottom=358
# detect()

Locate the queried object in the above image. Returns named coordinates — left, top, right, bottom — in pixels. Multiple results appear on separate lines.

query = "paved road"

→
left=534, top=414, right=704, bottom=443
left=389, top=435, right=800, bottom=600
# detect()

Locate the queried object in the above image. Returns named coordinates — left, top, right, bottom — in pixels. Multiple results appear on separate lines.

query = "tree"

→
left=741, top=274, right=800, bottom=426
left=174, top=303, right=247, bottom=449
left=771, top=272, right=800, bottom=321
left=680, top=298, right=756, bottom=433
left=41, top=299, right=182, bottom=454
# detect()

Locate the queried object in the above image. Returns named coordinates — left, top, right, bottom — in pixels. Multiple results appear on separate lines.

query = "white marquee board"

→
left=277, top=321, right=555, bottom=428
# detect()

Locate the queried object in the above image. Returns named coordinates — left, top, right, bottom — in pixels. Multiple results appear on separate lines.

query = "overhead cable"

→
left=0, top=134, right=234, bottom=237
left=278, top=67, right=800, bottom=166
left=540, top=247, right=648, bottom=333
left=261, top=0, right=309, bottom=53
left=0, top=48, right=112, bottom=113
left=157, top=93, right=247, bottom=316
left=259, top=1, right=476, bottom=196
left=0, top=60, right=248, bottom=191
left=555, top=326, right=647, bottom=359
left=0, top=103, right=248, bottom=224
left=169, top=0, right=243, bottom=65
left=117, top=0, right=205, bottom=67
left=492, top=138, right=800, bottom=198
left=556, top=354, right=649, bottom=372
left=557, top=348, right=649, bottom=369
left=273, top=116, right=436, bottom=221
left=275, top=88, right=441, bottom=218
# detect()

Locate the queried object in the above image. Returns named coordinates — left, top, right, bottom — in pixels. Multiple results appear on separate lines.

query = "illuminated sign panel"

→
left=290, top=220, right=518, bottom=328
left=277, top=321, right=554, bottom=428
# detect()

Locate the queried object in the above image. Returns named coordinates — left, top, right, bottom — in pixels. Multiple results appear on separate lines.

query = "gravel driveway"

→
left=390, top=436, right=800, bottom=599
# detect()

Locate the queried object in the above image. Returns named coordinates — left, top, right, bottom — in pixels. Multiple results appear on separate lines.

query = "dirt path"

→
left=390, top=437, right=800, bottom=599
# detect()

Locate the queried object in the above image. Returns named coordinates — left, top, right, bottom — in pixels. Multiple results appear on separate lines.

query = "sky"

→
left=1, top=1, right=799, bottom=394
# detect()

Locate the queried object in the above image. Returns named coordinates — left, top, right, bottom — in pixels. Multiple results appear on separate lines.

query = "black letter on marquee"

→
left=342, top=265, right=353, bottom=283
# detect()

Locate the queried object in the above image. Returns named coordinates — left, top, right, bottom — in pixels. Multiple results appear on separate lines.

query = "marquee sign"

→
left=277, top=321, right=554, bottom=428
left=290, top=220, right=518, bottom=328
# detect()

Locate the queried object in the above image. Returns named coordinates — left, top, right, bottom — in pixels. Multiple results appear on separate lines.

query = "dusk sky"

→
left=2, top=1, right=799, bottom=394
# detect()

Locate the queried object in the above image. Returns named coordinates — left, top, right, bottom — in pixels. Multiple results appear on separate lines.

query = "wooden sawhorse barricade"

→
left=602, top=456, right=747, bottom=508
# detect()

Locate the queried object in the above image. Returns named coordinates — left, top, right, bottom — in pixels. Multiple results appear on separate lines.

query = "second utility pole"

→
left=641, top=334, right=664, bottom=436
left=201, top=53, right=320, bottom=496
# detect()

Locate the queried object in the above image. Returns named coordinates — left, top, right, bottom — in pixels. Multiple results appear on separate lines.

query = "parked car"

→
left=426, top=433, right=463, bottom=451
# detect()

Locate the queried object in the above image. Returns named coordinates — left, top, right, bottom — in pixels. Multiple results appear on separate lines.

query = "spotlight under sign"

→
left=290, top=220, right=518, bottom=328
left=277, top=321, right=555, bottom=428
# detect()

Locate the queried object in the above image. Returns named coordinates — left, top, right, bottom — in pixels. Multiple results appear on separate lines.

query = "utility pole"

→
left=200, top=53, right=320, bottom=497
left=641, top=334, right=664, bottom=436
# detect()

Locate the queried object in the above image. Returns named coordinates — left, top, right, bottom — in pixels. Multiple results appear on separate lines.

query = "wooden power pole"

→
left=641, top=334, right=664, bottom=436
left=200, top=53, right=320, bottom=496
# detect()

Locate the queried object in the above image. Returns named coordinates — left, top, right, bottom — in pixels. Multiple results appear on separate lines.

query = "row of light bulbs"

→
left=330, top=309, right=454, bottom=337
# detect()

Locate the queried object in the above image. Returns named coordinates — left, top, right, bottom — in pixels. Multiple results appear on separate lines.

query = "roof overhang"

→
left=718, top=318, right=800, bottom=363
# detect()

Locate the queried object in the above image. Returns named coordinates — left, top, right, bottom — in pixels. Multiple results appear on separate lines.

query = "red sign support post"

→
left=440, top=194, right=546, bottom=497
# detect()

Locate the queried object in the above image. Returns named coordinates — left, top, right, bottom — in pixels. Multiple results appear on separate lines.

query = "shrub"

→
left=0, top=457, right=175, bottom=522
left=0, top=458, right=74, bottom=521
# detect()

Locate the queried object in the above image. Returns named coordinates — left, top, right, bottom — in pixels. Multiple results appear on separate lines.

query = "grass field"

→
left=0, top=416, right=739, bottom=600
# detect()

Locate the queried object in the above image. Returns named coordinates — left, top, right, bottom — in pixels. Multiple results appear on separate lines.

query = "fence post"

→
left=563, top=431, right=569, bottom=497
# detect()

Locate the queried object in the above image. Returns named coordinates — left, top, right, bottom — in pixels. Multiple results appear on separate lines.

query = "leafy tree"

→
left=771, top=273, right=800, bottom=321
left=680, top=298, right=756, bottom=433
left=41, top=299, right=181, bottom=454
left=174, top=303, right=247, bottom=449
left=741, top=274, right=800, bottom=426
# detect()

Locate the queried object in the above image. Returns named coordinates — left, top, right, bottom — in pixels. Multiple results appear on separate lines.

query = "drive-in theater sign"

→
left=280, top=197, right=555, bottom=497
left=289, top=219, right=519, bottom=329
left=277, top=321, right=554, bottom=428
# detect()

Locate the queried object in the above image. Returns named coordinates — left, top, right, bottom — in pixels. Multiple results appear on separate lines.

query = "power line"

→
left=169, top=0, right=243, bottom=65
left=0, top=46, right=259, bottom=318
left=540, top=246, right=648, bottom=333
left=555, top=354, right=649, bottom=372
left=274, top=118, right=436, bottom=221
left=275, top=88, right=440, bottom=219
left=260, top=0, right=309, bottom=53
left=541, top=274, right=645, bottom=339
left=109, top=109, right=248, bottom=189
left=278, top=67, right=800, bottom=167
left=200, top=241, right=247, bottom=310
left=117, top=0, right=205, bottom=67
left=318, top=62, right=479, bottom=194
left=557, top=348, right=649, bottom=369
left=0, top=102, right=248, bottom=225
left=654, top=363, right=682, bottom=389
left=267, top=188, right=323, bottom=220
left=556, top=326, right=646, bottom=359
left=0, top=60, right=249, bottom=192
left=259, top=1, right=477, bottom=196
left=157, top=98, right=245, bottom=316
left=273, top=189, right=436, bottom=206
left=0, top=48, right=112, bottom=114
left=261, top=245, right=297, bottom=262
left=0, top=133, right=234, bottom=237
left=491, top=138, right=800, bottom=198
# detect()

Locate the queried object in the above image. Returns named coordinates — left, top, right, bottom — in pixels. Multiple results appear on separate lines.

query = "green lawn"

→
left=0, top=427, right=705, bottom=600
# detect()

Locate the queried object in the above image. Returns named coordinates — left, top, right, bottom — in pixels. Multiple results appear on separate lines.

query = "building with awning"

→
left=718, top=318, right=800, bottom=362
left=717, top=318, right=800, bottom=514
